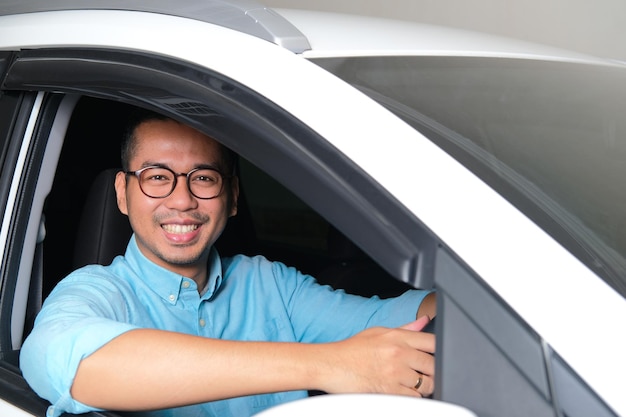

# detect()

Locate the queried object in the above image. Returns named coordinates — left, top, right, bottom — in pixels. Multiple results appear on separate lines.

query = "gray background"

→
left=264, top=0, right=625, bottom=61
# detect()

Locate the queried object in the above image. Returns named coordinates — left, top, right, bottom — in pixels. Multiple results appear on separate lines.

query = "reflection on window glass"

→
left=312, top=56, right=626, bottom=296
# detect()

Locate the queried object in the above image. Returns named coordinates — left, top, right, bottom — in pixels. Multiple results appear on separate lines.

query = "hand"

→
left=316, top=316, right=435, bottom=398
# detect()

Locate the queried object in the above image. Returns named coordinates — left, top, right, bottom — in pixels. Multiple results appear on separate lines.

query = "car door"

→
left=0, top=26, right=438, bottom=416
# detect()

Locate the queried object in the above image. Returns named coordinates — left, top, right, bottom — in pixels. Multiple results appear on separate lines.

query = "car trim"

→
left=0, top=94, right=39, bottom=274
left=276, top=8, right=618, bottom=65
left=10, top=94, right=76, bottom=351
left=0, top=93, right=43, bottom=349
left=0, top=0, right=311, bottom=53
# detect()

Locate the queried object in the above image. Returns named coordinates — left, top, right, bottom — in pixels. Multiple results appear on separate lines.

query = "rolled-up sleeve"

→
left=270, top=260, right=433, bottom=343
left=20, top=270, right=139, bottom=416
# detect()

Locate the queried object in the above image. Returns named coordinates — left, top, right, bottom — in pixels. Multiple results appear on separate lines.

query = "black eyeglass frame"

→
left=124, top=165, right=232, bottom=200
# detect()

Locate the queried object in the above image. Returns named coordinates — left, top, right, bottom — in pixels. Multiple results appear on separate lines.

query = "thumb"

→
left=400, top=315, right=431, bottom=332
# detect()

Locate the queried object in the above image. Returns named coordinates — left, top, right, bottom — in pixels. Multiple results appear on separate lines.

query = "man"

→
left=20, top=110, right=436, bottom=417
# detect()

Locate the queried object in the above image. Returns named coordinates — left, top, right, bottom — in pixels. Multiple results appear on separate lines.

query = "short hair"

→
left=120, top=108, right=237, bottom=175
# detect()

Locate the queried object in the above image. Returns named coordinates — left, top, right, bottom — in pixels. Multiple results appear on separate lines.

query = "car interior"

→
left=0, top=93, right=416, bottom=416
left=43, top=96, right=413, bottom=303
left=1, top=46, right=435, bottom=416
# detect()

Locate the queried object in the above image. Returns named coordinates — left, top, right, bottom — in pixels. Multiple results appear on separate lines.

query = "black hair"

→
left=120, top=108, right=169, bottom=171
left=120, top=107, right=237, bottom=175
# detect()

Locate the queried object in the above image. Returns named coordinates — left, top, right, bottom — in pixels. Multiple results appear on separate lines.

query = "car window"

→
left=239, top=159, right=329, bottom=260
left=0, top=46, right=433, bottom=416
left=42, top=96, right=411, bottom=297
left=0, top=90, right=419, bottom=417
left=4, top=48, right=435, bottom=288
left=312, top=55, right=626, bottom=299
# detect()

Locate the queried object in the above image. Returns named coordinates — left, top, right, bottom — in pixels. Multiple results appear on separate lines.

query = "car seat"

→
left=72, top=168, right=132, bottom=268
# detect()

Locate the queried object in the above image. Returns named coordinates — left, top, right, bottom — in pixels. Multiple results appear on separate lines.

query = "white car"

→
left=0, top=1, right=624, bottom=416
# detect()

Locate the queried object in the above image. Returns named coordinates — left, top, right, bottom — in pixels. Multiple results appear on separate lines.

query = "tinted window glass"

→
left=240, top=159, right=329, bottom=254
left=312, top=56, right=626, bottom=297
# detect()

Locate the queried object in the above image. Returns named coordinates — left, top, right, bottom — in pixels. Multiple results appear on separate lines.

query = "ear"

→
left=229, top=175, right=239, bottom=217
left=115, top=171, right=129, bottom=215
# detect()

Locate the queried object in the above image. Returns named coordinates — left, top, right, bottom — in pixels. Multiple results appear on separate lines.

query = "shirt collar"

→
left=124, top=235, right=223, bottom=304
left=204, top=247, right=223, bottom=300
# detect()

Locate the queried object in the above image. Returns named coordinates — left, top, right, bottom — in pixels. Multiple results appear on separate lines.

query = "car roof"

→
left=275, top=8, right=620, bottom=65
left=1, top=0, right=619, bottom=67
left=0, top=0, right=311, bottom=52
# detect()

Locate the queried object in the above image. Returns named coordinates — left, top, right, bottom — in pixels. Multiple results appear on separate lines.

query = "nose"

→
left=165, top=174, right=198, bottom=210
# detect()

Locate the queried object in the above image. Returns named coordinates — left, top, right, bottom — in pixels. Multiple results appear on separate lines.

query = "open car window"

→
left=0, top=48, right=432, bottom=415
left=42, top=95, right=415, bottom=300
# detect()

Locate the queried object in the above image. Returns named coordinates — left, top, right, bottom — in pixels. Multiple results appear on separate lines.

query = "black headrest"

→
left=73, top=168, right=132, bottom=268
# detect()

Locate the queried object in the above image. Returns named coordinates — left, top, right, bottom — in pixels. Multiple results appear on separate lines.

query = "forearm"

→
left=71, top=322, right=436, bottom=411
left=71, top=328, right=327, bottom=411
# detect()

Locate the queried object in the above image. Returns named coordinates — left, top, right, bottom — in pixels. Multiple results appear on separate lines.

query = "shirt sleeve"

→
left=269, top=260, right=433, bottom=343
left=19, top=267, right=139, bottom=416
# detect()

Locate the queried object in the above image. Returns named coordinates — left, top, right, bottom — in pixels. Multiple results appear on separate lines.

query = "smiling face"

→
left=115, top=118, right=238, bottom=282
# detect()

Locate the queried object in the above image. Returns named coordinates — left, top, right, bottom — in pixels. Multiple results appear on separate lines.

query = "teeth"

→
left=162, top=224, right=199, bottom=234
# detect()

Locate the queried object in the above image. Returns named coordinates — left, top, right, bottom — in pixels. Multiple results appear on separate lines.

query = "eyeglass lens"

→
left=138, top=167, right=223, bottom=199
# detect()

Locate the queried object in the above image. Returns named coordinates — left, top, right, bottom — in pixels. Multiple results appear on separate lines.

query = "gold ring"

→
left=414, top=374, right=423, bottom=390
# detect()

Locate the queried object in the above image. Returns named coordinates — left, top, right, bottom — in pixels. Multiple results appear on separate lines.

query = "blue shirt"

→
left=20, top=235, right=431, bottom=417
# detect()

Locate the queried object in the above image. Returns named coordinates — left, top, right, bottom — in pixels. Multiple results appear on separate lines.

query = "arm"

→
left=417, top=291, right=437, bottom=319
left=71, top=325, right=435, bottom=411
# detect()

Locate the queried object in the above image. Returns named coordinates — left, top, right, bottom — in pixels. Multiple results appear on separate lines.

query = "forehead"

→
left=132, top=119, right=224, bottom=166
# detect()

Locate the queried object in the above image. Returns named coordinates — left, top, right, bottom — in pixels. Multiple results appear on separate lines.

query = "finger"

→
left=399, top=385, right=424, bottom=398
left=409, top=348, right=436, bottom=376
left=400, top=315, right=430, bottom=332
left=398, top=369, right=434, bottom=398
left=412, top=373, right=435, bottom=397
left=404, top=330, right=436, bottom=355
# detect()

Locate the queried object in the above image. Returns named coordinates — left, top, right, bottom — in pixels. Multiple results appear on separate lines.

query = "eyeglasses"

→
left=124, top=166, right=229, bottom=199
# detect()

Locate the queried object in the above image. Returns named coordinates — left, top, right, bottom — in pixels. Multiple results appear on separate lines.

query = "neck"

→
left=134, top=238, right=211, bottom=292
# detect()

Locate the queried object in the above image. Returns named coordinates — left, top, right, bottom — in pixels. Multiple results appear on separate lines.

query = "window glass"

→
left=240, top=159, right=329, bottom=254
left=312, top=56, right=626, bottom=297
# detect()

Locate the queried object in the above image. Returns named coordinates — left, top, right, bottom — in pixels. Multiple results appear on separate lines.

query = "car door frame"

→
left=0, top=41, right=439, bottom=415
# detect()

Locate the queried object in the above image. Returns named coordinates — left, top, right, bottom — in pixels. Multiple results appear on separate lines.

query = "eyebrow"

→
left=139, top=161, right=224, bottom=172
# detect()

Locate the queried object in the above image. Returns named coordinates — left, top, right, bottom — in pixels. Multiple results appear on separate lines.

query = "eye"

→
left=191, top=170, right=220, bottom=185
left=143, top=168, right=173, bottom=183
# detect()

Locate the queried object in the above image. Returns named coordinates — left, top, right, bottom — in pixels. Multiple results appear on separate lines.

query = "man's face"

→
left=115, top=119, right=238, bottom=277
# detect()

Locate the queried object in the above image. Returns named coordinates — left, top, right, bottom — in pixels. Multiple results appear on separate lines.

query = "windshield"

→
left=312, top=56, right=626, bottom=298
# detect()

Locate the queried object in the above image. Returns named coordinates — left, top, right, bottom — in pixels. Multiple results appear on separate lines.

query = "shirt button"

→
left=168, top=294, right=175, bottom=302
left=182, top=281, right=191, bottom=289
left=199, top=319, right=206, bottom=327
